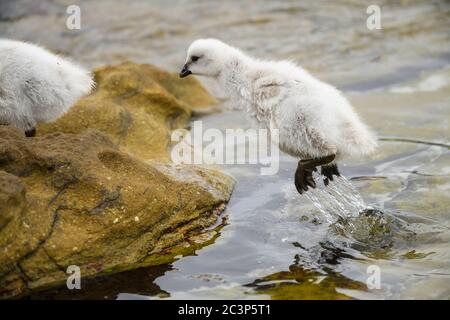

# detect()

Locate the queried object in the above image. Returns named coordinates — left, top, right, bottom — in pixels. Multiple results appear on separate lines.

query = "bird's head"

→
left=180, top=38, right=238, bottom=79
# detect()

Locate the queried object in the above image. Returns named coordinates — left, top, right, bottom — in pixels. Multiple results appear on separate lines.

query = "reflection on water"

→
left=29, top=265, right=171, bottom=300
left=1, top=0, right=449, bottom=299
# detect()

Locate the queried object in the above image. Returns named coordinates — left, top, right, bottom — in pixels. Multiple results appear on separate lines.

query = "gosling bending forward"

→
left=180, top=39, right=377, bottom=194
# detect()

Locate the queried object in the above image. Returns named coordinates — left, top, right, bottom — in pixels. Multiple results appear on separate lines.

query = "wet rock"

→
left=0, top=63, right=233, bottom=299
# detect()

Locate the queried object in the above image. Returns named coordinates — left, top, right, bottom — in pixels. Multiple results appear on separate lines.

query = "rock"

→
left=0, top=63, right=233, bottom=299
left=38, top=62, right=216, bottom=161
left=247, top=264, right=366, bottom=299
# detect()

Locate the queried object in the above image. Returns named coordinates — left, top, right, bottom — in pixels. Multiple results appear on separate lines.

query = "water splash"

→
left=300, top=174, right=448, bottom=259
left=303, top=174, right=369, bottom=224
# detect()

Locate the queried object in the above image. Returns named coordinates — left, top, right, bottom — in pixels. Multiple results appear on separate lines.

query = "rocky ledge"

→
left=0, top=62, right=234, bottom=298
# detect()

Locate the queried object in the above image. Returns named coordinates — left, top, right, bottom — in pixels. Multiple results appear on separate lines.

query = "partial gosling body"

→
left=180, top=39, right=377, bottom=194
left=0, top=39, right=93, bottom=137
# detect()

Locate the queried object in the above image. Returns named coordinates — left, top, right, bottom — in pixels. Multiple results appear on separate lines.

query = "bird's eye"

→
left=191, top=55, right=200, bottom=62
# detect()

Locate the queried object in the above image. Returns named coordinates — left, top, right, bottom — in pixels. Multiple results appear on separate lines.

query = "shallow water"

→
left=2, top=0, right=450, bottom=299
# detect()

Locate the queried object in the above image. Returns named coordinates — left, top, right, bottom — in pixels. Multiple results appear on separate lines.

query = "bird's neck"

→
left=218, top=55, right=254, bottom=106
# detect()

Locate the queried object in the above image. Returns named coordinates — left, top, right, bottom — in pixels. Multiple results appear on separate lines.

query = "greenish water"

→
left=2, top=0, right=449, bottom=299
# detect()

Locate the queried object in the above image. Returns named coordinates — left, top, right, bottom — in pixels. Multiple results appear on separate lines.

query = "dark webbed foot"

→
left=295, top=161, right=316, bottom=194
left=321, top=163, right=340, bottom=186
left=295, top=154, right=336, bottom=194
left=25, top=128, right=36, bottom=137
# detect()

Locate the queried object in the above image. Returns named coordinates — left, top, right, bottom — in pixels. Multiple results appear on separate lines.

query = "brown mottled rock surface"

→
left=0, top=63, right=233, bottom=299
left=38, top=62, right=216, bottom=160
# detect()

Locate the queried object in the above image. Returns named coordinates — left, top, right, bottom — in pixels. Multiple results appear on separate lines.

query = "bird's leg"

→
left=295, top=154, right=336, bottom=194
left=25, top=128, right=36, bottom=137
left=321, top=162, right=340, bottom=186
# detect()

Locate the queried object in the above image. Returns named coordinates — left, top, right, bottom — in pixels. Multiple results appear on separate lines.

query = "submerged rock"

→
left=246, top=263, right=366, bottom=300
left=0, top=63, right=233, bottom=299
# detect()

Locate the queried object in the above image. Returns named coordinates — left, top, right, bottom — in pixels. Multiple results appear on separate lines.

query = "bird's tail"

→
left=341, top=120, right=378, bottom=159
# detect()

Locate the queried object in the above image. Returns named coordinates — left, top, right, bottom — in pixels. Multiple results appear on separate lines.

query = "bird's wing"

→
left=304, top=126, right=337, bottom=157
left=252, top=75, right=289, bottom=112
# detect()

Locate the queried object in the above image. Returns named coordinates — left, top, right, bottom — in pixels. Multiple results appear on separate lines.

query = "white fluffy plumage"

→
left=0, top=39, right=93, bottom=133
left=181, top=38, right=377, bottom=161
